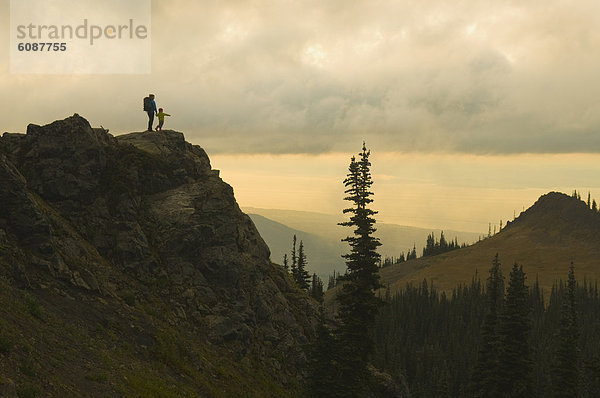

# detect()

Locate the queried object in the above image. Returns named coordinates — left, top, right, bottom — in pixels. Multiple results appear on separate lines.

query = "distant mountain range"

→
left=378, top=192, right=600, bottom=295
left=246, top=214, right=345, bottom=278
left=244, top=207, right=483, bottom=279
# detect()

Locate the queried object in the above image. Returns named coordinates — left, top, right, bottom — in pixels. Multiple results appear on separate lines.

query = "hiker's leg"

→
left=147, top=111, right=154, bottom=131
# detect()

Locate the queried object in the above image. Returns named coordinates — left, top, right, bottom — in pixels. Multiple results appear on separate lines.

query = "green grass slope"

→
left=0, top=276, right=294, bottom=398
left=379, top=192, right=600, bottom=296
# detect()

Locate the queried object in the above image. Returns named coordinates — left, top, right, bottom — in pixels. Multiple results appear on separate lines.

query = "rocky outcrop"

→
left=0, top=114, right=317, bottom=393
left=366, top=364, right=410, bottom=398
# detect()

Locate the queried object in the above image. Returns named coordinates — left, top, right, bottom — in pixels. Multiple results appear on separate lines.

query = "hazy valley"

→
left=1, top=115, right=598, bottom=397
left=245, top=207, right=483, bottom=279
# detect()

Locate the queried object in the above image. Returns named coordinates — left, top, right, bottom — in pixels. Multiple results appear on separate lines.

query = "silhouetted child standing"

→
left=155, top=108, right=171, bottom=131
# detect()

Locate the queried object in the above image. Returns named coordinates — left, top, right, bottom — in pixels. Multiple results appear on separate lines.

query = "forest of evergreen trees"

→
left=421, top=231, right=465, bottom=257
left=380, top=231, right=466, bottom=269
left=283, top=235, right=326, bottom=302
left=573, top=190, right=600, bottom=213
left=307, top=147, right=600, bottom=397
left=372, top=258, right=600, bottom=397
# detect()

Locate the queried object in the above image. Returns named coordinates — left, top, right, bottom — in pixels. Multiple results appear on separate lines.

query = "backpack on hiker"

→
left=143, top=96, right=153, bottom=111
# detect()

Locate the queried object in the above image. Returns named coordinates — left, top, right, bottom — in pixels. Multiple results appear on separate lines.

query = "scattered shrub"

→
left=20, top=360, right=37, bottom=378
left=0, top=333, right=14, bottom=355
left=122, top=292, right=136, bottom=307
left=25, top=298, right=43, bottom=320
left=16, top=382, right=41, bottom=398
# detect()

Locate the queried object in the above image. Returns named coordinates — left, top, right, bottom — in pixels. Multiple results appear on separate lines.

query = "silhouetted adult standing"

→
left=143, top=94, right=157, bottom=132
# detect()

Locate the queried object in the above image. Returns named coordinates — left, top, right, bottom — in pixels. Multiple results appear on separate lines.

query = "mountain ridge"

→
left=0, top=115, right=317, bottom=397
left=379, top=191, right=600, bottom=295
left=244, top=206, right=483, bottom=277
left=247, top=213, right=346, bottom=278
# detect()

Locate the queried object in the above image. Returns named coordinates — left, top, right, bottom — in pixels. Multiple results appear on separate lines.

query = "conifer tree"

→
left=305, top=310, right=340, bottom=397
left=296, top=240, right=310, bottom=290
left=310, top=273, right=324, bottom=302
left=290, top=235, right=298, bottom=282
left=424, top=233, right=435, bottom=256
left=335, top=143, right=382, bottom=395
left=551, top=261, right=580, bottom=397
left=439, top=231, right=447, bottom=250
left=327, top=271, right=337, bottom=290
left=370, top=261, right=600, bottom=396
left=497, top=263, right=533, bottom=397
left=283, top=253, right=289, bottom=272
left=471, top=254, right=504, bottom=397
left=587, top=192, right=591, bottom=208
left=407, top=244, right=417, bottom=260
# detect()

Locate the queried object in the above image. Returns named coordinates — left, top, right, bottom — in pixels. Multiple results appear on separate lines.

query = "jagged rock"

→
left=0, top=153, right=51, bottom=251
left=366, top=364, right=410, bottom=398
left=0, top=115, right=318, bottom=393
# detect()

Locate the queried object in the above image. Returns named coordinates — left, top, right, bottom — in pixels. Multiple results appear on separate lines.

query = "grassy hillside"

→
left=0, top=276, right=293, bottom=397
left=378, top=192, right=600, bottom=296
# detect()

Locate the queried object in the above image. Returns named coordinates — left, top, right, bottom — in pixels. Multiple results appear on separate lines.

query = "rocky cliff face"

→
left=0, top=115, right=317, bottom=397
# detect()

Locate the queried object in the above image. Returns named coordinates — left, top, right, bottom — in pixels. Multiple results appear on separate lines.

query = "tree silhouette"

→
left=296, top=240, right=310, bottom=290
left=335, top=143, right=382, bottom=395
left=497, top=263, right=533, bottom=397
left=305, top=310, right=340, bottom=397
left=310, top=273, right=324, bottom=302
left=283, top=253, right=289, bottom=272
left=290, top=235, right=298, bottom=282
left=471, top=254, right=504, bottom=397
left=551, top=261, right=580, bottom=397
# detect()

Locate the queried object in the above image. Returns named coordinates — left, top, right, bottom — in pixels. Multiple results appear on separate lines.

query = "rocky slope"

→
left=0, top=115, right=317, bottom=397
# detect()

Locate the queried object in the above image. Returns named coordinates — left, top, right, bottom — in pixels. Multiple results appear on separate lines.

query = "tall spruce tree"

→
left=310, top=273, right=324, bottom=302
left=283, top=253, right=289, bottom=272
left=291, top=235, right=298, bottom=282
left=335, top=143, right=382, bottom=396
left=296, top=240, right=311, bottom=290
left=587, top=192, right=591, bottom=208
left=497, top=263, right=533, bottom=397
left=407, top=244, right=417, bottom=260
left=305, top=309, right=341, bottom=397
left=552, top=261, right=580, bottom=397
left=439, top=231, right=448, bottom=251
left=471, top=254, right=505, bottom=397
left=327, top=271, right=338, bottom=290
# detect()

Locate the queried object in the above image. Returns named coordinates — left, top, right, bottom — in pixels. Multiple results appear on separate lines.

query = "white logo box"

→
left=10, top=0, right=151, bottom=74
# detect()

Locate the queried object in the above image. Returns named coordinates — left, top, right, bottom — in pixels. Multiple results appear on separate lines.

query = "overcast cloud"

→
left=2, top=0, right=600, bottom=154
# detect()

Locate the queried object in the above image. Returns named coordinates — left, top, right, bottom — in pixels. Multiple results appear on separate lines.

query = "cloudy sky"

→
left=2, top=0, right=600, bottom=232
